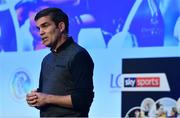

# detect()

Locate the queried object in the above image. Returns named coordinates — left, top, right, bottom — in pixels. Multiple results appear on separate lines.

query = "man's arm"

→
left=70, top=50, right=94, bottom=111
left=28, top=92, right=73, bottom=108
left=26, top=88, right=73, bottom=108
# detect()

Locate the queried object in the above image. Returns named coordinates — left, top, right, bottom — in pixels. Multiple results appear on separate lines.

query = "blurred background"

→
left=0, top=0, right=180, bottom=117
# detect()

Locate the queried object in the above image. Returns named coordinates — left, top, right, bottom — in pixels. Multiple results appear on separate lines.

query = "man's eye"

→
left=43, top=23, right=49, bottom=27
left=36, top=27, right=40, bottom=31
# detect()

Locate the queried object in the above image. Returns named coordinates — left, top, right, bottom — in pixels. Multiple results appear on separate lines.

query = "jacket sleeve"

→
left=70, top=50, right=94, bottom=112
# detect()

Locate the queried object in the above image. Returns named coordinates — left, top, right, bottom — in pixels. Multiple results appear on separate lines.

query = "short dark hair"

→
left=34, top=7, right=69, bottom=33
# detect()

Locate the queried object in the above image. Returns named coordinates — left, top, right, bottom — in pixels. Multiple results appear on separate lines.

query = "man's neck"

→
left=53, top=34, right=67, bottom=52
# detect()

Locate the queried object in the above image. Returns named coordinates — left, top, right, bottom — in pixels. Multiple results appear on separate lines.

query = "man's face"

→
left=35, top=16, right=61, bottom=47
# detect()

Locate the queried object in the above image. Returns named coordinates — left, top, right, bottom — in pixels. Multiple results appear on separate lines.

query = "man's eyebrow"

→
left=40, top=22, right=49, bottom=27
left=36, top=22, right=49, bottom=30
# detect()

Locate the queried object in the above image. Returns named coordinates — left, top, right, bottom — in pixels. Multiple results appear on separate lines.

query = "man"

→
left=26, top=8, right=94, bottom=117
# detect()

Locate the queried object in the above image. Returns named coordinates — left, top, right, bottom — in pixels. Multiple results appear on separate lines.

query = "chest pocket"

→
left=53, top=64, right=74, bottom=93
left=53, top=64, right=73, bottom=84
left=53, top=54, right=72, bottom=81
left=53, top=64, right=67, bottom=78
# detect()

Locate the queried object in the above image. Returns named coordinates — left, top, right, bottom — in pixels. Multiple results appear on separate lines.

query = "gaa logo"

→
left=10, top=68, right=32, bottom=101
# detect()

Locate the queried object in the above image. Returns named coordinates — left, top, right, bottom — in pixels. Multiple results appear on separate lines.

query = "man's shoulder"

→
left=68, top=42, right=87, bottom=54
left=67, top=42, right=93, bottom=61
left=42, top=52, right=53, bottom=62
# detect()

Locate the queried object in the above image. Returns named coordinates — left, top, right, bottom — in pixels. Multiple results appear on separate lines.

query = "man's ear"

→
left=58, top=22, right=65, bottom=32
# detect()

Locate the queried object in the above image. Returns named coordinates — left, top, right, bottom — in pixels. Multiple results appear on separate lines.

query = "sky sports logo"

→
left=124, top=77, right=160, bottom=87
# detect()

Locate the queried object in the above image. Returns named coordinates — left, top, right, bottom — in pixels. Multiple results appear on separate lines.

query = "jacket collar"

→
left=50, top=37, right=74, bottom=53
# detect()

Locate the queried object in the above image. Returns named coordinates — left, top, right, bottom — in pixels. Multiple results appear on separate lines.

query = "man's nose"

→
left=39, top=29, right=45, bottom=36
